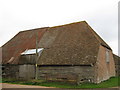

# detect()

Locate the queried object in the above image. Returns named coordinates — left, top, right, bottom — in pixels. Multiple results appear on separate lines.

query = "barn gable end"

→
left=94, top=45, right=115, bottom=83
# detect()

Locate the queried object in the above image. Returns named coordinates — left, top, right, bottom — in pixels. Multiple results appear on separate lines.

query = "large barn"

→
left=1, top=21, right=116, bottom=84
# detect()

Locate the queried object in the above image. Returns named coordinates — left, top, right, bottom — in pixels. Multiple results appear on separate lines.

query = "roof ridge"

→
left=19, top=27, right=49, bottom=33
left=47, top=21, right=86, bottom=29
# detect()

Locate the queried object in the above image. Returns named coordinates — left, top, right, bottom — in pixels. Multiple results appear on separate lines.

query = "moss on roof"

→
left=37, top=21, right=110, bottom=65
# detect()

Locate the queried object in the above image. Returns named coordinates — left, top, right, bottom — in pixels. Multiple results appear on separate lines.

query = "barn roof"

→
left=2, top=27, right=48, bottom=64
left=37, top=21, right=111, bottom=65
left=2, top=21, right=112, bottom=65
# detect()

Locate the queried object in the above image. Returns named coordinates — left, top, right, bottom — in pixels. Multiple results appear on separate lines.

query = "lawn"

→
left=2, top=76, right=120, bottom=89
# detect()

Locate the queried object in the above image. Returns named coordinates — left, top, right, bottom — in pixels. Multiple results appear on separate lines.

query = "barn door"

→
left=19, top=65, right=35, bottom=79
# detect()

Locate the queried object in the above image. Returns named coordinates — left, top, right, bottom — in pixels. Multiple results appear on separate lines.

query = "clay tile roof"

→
left=37, top=21, right=112, bottom=65
left=2, top=27, right=48, bottom=64
left=2, top=21, right=112, bottom=65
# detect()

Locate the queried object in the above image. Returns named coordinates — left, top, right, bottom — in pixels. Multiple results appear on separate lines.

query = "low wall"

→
left=37, top=65, right=94, bottom=84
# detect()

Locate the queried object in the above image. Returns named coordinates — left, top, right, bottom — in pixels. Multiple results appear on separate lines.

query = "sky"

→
left=0, top=0, right=119, bottom=55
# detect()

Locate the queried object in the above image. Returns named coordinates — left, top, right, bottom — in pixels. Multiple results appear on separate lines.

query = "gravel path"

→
left=1, top=83, right=55, bottom=88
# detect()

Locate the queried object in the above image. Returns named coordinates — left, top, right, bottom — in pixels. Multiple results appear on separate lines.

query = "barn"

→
left=1, top=21, right=116, bottom=83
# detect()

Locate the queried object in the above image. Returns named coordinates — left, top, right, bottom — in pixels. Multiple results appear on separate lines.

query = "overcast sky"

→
left=0, top=0, right=119, bottom=55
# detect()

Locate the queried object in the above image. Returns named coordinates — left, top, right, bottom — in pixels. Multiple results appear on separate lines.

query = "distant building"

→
left=2, top=21, right=116, bottom=83
left=113, top=54, right=120, bottom=76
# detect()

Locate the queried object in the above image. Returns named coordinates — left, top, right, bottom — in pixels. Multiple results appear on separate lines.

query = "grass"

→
left=2, top=77, right=120, bottom=88
left=0, top=77, right=2, bottom=83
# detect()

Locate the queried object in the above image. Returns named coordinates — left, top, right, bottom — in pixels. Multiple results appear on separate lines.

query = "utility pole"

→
left=35, top=30, right=38, bottom=80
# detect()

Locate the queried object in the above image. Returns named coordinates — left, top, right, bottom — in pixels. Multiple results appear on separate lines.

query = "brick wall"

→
left=94, top=45, right=116, bottom=83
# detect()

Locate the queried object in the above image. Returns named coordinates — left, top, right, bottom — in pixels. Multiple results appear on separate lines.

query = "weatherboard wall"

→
left=2, top=64, right=35, bottom=79
left=37, top=65, right=95, bottom=83
left=2, top=64, right=19, bottom=78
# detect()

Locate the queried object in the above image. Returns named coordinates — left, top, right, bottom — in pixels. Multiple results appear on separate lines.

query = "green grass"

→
left=0, top=77, right=2, bottom=83
left=2, top=77, right=120, bottom=88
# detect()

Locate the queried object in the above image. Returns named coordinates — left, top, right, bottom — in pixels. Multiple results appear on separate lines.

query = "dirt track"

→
left=1, top=83, right=119, bottom=89
left=1, top=83, right=55, bottom=88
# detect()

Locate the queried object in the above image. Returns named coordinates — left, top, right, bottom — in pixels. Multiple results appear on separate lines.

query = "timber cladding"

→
left=19, top=65, right=35, bottom=79
left=19, top=54, right=36, bottom=64
left=2, top=64, right=35, bottom=79
left=37, top=66, right=95, bottom=83
left=2, top=64, right=19, bottom=78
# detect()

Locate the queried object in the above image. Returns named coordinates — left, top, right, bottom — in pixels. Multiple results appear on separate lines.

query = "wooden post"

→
left=35, top=30, right=38, bottom=80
